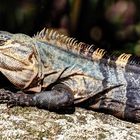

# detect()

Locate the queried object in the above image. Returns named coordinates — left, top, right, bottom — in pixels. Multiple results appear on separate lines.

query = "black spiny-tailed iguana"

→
left=0, top=28, right=139, bottom=122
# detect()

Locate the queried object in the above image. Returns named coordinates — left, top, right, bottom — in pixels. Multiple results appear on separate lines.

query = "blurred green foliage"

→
left=1, top=0, right=140, bottom=55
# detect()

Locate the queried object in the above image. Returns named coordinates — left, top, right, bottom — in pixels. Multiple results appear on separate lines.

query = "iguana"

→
left=0, top=28, right=139, bottom=122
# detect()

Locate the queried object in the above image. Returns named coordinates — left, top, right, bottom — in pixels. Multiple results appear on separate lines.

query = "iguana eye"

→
left=0, top=40, right=6, bottom=45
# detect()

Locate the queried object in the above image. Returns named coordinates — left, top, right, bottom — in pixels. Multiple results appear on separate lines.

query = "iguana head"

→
left=0, top=32, right=41, bottom=92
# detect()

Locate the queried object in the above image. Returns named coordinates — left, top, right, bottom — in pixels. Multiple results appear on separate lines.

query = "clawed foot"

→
left=0, top=89, right=15, bottom=107
left=0, top=89, right=35, bottom=108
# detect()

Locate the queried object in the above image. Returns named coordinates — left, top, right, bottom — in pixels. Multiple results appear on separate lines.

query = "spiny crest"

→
left=35, top=28, right=81, bottom=53
left=34, top=28, right=106, bottom=61
left=34, top=28, right=140, bottom=67
left=116, top=53, right=132, bottom=67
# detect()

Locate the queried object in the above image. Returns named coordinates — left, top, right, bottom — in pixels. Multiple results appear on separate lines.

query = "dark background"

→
left=1, top=0, right=140, bottom=55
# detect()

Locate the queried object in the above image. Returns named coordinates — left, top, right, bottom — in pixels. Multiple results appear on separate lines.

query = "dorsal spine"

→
left=35, top=28, right=133, bottom=66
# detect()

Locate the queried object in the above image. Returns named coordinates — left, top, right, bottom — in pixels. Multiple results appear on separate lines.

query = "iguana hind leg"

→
left=0, top=84, right=75, bottom=112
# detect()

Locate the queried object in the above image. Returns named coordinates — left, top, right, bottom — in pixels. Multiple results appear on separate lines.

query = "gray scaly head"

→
left=0, top=32, right=41, bottom=91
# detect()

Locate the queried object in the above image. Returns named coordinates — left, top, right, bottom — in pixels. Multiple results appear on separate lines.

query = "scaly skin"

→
left=0, top=29, right=140, bottom=122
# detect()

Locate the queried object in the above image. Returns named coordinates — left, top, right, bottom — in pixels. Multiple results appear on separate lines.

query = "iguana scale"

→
left=0, top=28, right=139, bottom=122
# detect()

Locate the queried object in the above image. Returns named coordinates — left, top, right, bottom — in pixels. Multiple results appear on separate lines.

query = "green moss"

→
left=98, top=133, right=106, bottom=140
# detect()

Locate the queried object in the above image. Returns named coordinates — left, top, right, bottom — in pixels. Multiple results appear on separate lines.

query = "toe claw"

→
left=0, top=89, right=15, bottom=106
left=7, top=102, right=15, bottom=108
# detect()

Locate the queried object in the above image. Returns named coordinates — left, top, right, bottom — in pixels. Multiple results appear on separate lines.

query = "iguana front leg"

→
left=0, top=84, right=74, bottom=112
